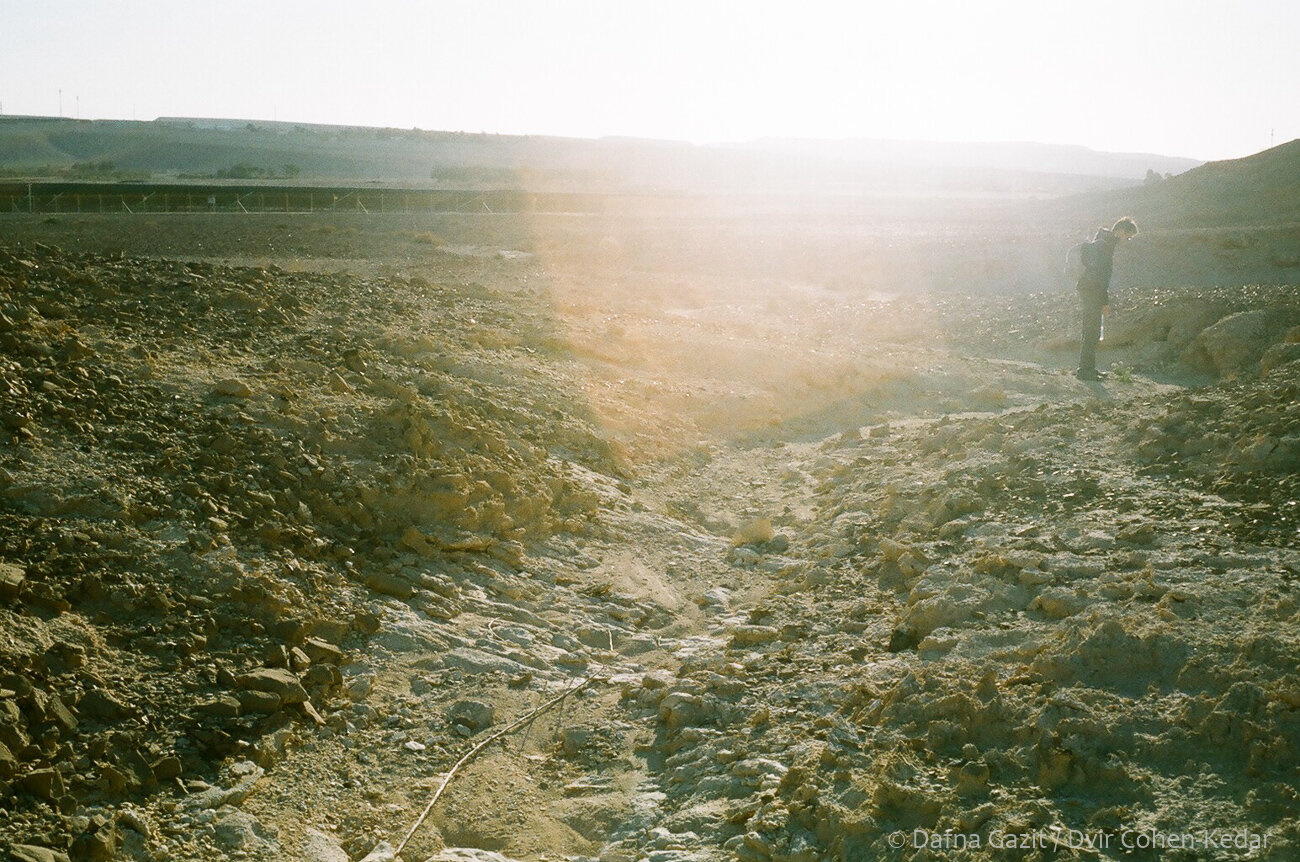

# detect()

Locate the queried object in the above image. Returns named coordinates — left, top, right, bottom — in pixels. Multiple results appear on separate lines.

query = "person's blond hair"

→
left=1112, top=217, right=1139, bottom=237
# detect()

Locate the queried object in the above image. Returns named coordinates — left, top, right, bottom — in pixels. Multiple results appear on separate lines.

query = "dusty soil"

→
left=1, top=209, right=1298, bottom=862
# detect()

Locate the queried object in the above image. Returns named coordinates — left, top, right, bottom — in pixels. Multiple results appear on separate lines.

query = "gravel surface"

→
left=1, top=212, right=1297, bottom=861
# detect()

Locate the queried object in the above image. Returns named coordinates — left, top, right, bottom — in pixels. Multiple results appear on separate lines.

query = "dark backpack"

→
left=1063, top=242, right=1087, bottom=281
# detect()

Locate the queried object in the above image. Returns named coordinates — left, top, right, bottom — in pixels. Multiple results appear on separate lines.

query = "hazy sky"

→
left=2, top=0, right=1296, bottom=161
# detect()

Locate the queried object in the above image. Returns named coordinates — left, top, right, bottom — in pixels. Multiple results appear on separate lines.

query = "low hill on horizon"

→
left=0, top=115, right=1199, bottom=198
left=1049, top=138, right=1300, bottom=228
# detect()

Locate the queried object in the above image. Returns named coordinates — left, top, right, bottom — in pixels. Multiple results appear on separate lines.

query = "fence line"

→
left=0, top=184, right=616, bottom=216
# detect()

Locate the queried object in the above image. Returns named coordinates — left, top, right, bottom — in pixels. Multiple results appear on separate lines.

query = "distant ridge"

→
left=0, top=115, right=1203, bottom=196
left=734, top=137, right=1201, bottom=181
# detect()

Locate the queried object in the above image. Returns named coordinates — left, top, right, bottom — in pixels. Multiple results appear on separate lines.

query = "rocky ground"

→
left=1, top=211, right=1297, bottom=862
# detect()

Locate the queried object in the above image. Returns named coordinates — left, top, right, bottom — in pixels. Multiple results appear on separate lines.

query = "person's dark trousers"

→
left=1078, top=287, right=1104, bottom=375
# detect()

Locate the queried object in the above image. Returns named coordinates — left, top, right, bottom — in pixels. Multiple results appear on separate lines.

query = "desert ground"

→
left=1, top=202, right=1298, bottom=862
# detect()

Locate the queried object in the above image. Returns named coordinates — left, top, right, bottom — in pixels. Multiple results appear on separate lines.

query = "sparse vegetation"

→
left=211, top=162, right=301, bottom=180
left=0, top=160, right=147, bottom=180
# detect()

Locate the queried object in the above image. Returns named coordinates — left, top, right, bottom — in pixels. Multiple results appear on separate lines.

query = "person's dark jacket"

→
left=1078, top=227, right=1120, bottom=304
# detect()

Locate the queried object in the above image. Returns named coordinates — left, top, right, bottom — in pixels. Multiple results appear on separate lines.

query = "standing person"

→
left=1075, top=217, right=1139, bottom=380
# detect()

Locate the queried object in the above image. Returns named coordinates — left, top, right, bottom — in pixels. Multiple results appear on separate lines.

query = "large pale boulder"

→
left=1181, top=307, right=1300, bottom=377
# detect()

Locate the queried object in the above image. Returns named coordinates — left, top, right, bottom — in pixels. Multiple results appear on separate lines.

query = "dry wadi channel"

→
left=0, top=210, right=1298, bottom=861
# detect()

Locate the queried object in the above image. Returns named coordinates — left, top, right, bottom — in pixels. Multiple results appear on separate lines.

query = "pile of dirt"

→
left=0, top=240, right=622, bottom=859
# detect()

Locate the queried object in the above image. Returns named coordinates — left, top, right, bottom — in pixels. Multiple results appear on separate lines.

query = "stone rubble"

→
left=1, top=220, right=1297, bottom=862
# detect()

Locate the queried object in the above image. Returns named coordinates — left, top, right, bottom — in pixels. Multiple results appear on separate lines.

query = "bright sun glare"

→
left=1, top=0, right=1296, bottom=160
